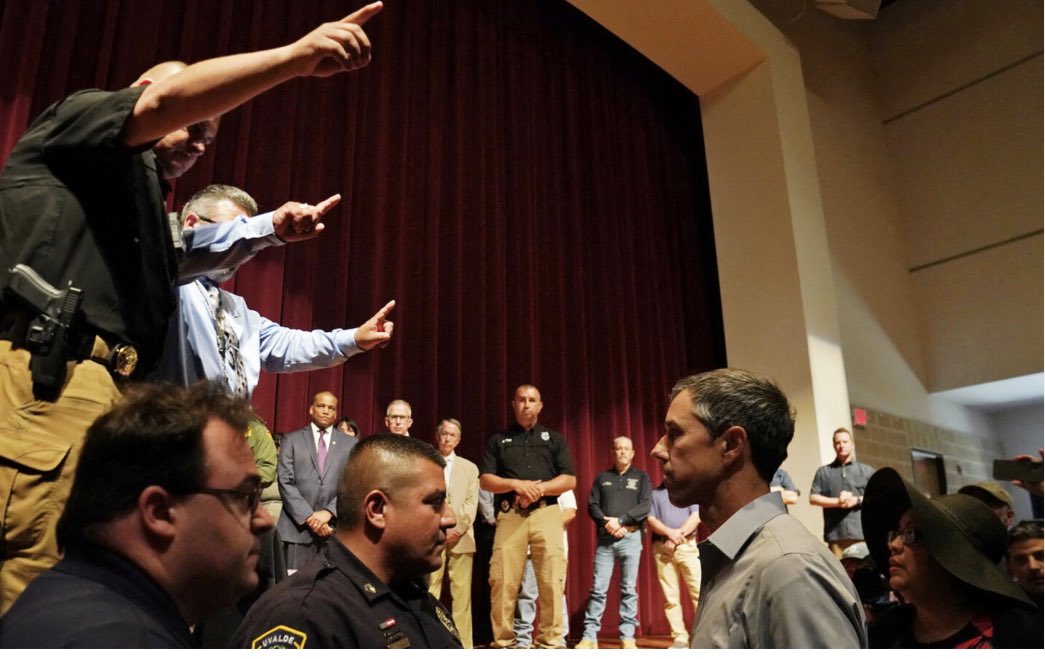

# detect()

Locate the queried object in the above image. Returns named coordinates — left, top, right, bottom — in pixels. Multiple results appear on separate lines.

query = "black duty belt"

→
left=510, top=495, right=559, bottom=515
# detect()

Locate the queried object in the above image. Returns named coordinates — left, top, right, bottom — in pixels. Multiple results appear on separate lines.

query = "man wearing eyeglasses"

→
left=277, top=391, right=357, bottom=571
left=385, top=399, right=415, bottom=436
left=0, top=381, right=273, bottom=648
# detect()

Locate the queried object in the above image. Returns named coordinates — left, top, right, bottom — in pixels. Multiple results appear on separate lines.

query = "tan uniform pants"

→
left=429, top=546, right=475, bottom=648
left=653, top=538, right=701, bottom=643
left=489, top=504, right=565, bottom=648
left=0, top=339, right=120, bottom=613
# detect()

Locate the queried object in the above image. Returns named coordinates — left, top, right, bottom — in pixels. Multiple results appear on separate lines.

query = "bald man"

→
left=233, top=434, right=462, bottom=648
left=480, top=384, right=576, bottom=648
left=0, top=4, right=384, bottom=611
left=277, top=392, right=357, bottom=571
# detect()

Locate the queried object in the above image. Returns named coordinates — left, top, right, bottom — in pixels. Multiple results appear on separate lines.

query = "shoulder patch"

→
left=252, top=625, right=308, bottom=649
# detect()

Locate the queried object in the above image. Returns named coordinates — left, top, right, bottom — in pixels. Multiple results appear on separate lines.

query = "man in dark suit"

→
left=277, top=391, right=356, bottom=571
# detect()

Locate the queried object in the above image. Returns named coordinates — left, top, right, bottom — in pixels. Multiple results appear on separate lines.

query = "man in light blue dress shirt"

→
left=150, top=184, right=394, bottom=397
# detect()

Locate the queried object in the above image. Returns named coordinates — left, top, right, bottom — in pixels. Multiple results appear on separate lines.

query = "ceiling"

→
left=932, top=373, right=1045, bottom=413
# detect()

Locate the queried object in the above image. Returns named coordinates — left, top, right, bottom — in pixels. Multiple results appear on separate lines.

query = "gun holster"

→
left=1, top=265, right=92, bottom=401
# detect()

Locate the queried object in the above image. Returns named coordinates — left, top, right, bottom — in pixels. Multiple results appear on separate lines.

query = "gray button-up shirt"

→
left=811, top=459, right=875, bottom=542
left=691, top=492, right=868, bottom=648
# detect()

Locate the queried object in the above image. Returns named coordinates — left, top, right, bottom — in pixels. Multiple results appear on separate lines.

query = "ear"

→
left=139, top=485, right=177, bottom=542
left=363, top=490, right=389, bottom=529
left=182, top=212, right=200, bottom=229
left=720, top=426, right=747, bottom=468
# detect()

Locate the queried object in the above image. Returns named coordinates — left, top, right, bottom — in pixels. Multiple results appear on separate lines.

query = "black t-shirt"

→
left=0, top=86, right=178, bottom=367
left=480, top=423, right=574, bottom=512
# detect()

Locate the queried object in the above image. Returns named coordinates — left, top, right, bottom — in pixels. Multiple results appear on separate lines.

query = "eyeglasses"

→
left=191, top=485, right=263, bottom=516
left=887, top=527, right=919, bottom=546
left=386, top=415, right=411, bottom=422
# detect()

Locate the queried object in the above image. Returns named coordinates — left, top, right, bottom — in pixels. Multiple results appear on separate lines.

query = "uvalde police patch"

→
left=252, top=625, right=308, bottom=649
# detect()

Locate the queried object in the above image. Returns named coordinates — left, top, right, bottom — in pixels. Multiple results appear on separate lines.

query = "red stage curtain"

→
left=1, top=0, right=724, bottom=639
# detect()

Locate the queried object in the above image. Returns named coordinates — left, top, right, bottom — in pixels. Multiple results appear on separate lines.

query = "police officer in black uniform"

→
left=231, top=434, right=462, bottom=649
left=479, top=384, right=576, bottom=648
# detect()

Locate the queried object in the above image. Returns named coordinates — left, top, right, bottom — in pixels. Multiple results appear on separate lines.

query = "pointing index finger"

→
left=342, top=1, right=383, bottom=26
left=313, top=194, right=342, bottom=216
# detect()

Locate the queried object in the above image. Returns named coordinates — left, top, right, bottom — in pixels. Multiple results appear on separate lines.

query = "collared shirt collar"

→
left=614, top=463, right=635, bottom=476
left=702, top=491, right=787, bottom=561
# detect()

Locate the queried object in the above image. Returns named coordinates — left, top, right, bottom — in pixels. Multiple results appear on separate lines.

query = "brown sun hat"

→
left=861, top=467, right=1032, bottom=608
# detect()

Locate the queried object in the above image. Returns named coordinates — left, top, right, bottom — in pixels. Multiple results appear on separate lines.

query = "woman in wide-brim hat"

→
left=861, top=467, right=1041, bottom=648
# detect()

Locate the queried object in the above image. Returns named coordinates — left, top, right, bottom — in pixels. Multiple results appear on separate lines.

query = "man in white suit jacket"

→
left=428, top=418, right=480, bottom=647
left=277, top=391, right=357, bottom=571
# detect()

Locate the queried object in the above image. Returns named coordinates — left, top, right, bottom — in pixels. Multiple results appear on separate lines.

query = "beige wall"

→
left=566, top=0, right=1042, bottom=533
left=873, top=1, right=1044, bottom=393
left=853, top=407, right=1010, bottom=501
left=748, top=0, right=1042, bottom=429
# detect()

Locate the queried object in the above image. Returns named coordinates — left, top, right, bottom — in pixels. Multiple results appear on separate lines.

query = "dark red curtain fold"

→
left=1, top=0, right=724, bottom=639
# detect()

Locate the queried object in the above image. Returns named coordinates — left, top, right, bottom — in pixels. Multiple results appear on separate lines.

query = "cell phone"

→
left=992, top=459, right=1044, bottom=483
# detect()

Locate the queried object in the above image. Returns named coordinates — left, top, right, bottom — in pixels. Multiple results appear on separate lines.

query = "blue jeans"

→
left=581, top=531, right=642, bottom=640
left=513, top=556, right=569, bottom=647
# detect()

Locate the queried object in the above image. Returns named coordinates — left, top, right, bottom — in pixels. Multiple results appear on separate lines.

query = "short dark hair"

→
left=56, top=381, right=254, bottom=549
left=336, top=433, right=445, bottom=527
left=180, top=183, right=258, bottom=223
left=671, top=368, right=795, bottom=483
left=1008, top=521, right=1043, bottom=548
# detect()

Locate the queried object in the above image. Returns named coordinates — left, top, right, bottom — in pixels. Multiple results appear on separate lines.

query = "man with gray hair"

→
left=150, top=183, right=395, bottom=397
left=650, top=368, right=866, bottom=648
left=231, top=434, right=463, bottom=648
left=384, top=399, right=414, bottom=436
left=575, top=436, right=651, bottom=649
left=428, top=418, right=479, bottom=647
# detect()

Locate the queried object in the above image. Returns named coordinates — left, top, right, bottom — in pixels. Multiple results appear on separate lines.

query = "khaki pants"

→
left=489, top=504, right=565, bottom=648
left=429, top=547, right=474, bottom=648
left=0, top=340, right=120, bottom=613
left=653, top=539, right=701, bottom=643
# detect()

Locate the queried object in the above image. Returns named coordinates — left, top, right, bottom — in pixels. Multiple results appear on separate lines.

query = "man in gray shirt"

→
left=650, top=369, right=867, bottom=648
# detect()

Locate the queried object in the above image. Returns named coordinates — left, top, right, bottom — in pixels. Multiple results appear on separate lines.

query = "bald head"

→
left=131, top=61, right=187, bottom=87
left=511, top=384, right=543, bottom=429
